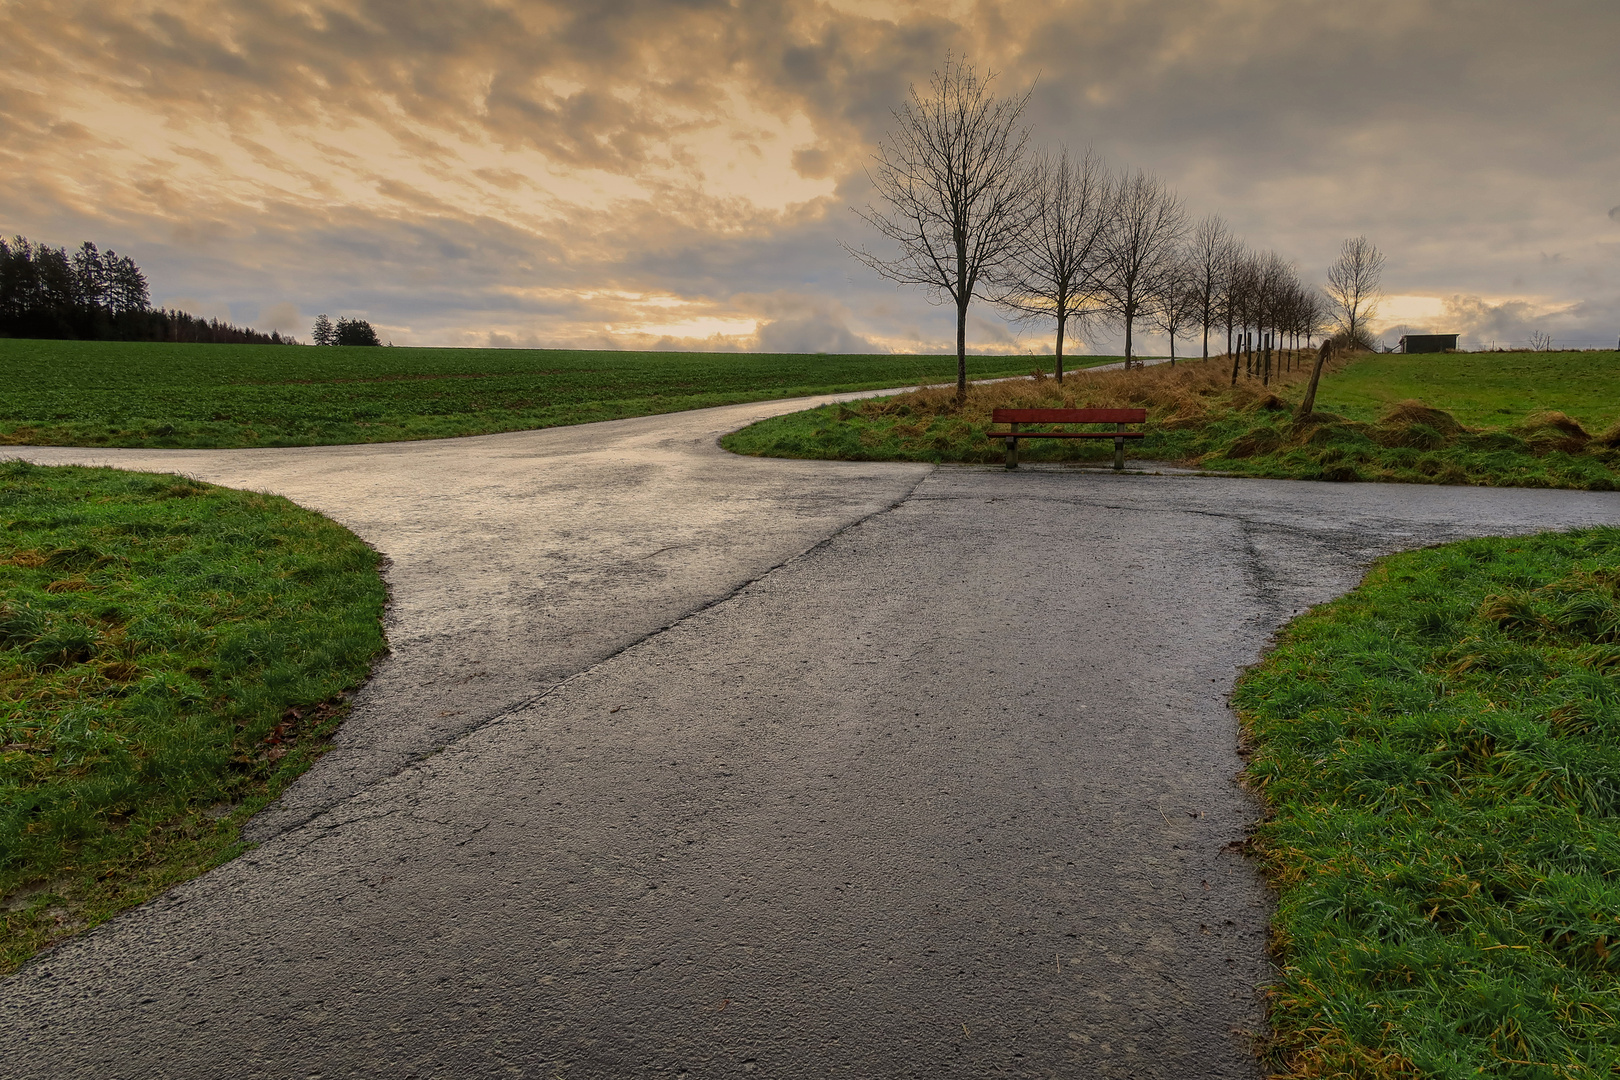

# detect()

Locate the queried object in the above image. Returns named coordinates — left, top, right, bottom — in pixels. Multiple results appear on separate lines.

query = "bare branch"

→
left=1325, top=236, right=1386, bottom=351
left=986, top=145, right=1112, bottom=380
left=1095, top=168, right=1188, bottom=367
left=844, top=54, right=1035, bottom=397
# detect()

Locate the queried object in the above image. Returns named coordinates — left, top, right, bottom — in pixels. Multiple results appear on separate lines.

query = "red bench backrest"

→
left=991, top=407, right=1146, bottom=424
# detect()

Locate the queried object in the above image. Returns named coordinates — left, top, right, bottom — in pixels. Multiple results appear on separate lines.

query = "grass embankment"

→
left=0, top=462, right=386, bottom=975
left=1320, top=351, right=1620, bottom=431
left=722, top=352, right=1620, bottom=490
left=0, top=339, right=1078, bottom=449
left=1238, top=529, right=1620, bottom=1078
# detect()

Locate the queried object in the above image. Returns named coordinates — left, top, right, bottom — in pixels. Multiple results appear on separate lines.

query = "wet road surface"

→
left=2, top=402, right=1617, bottom=1078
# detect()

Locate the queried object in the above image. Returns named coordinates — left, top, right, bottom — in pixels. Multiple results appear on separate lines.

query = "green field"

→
left=0, top=339, right=1069, bottom=449
left=0, top=463, right=386, bottom=974
left=723, top=352, right=1620, bottom=491
left=1316, top=351, right=1620, bottom=431
left=1238, top=529, right=1620, bottom=1077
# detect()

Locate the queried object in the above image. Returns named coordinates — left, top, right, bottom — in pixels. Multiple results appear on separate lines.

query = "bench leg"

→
left=1114, top=433, right=1125, bottom=471
left=1004, top=435, right=1018, bottom=470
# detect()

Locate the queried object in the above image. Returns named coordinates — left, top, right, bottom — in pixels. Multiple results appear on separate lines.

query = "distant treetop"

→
left=336, top=317, right=380, bottom=346
left=313, top=315, right=380, bottom=346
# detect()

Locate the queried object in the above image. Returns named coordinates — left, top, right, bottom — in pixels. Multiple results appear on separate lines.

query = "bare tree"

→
left=990, top=145, right=1112, bottom=382
left=1188, top=215, right=1233, bottom=359
left=1282, top=281, right=1328, bottom=367
left=1226, top=250, right=1262, bottom=385
left=1097, top=169, right=1189, bottom=368
left=848, top=56, right=1035, bottom=399
left=1220, top=241, right=1251, bottom=382
left=1148, top=249, right=1197, bottom=365
left=1253, top=251, right=1294, bottom=385
left=1325, top=236, right=1385, bottom=350
left=1301, top=287, right=1330, bottom=350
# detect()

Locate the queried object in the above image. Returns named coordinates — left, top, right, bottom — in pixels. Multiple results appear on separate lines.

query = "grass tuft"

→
left=1237, top=528, right=1620, bottom=1077
left=0, top=462, right=386, bottom=975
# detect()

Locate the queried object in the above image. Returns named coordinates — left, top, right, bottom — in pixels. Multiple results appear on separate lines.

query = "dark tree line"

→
left=0, top=235, right=290, bottom=344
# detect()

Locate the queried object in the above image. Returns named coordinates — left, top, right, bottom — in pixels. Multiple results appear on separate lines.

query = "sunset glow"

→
left=2, top=1, right=1614, bottom=352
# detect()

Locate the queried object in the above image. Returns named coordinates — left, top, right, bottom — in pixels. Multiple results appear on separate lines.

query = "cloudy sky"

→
left=2, top=0, right=1616, bottom=354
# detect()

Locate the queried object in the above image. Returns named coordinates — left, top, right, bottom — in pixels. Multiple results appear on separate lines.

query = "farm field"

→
left=1238, top=527, right=1620, bottom=1076
left=723, top=351, right=1620, bottom=491
left=0, top=462, right=386, bottom=974
left=0, top=339, right=1081, bottom=449
left=1319, top=350, right=1620, bottom=431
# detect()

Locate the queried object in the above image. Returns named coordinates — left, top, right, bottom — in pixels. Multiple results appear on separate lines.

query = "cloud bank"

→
left=1, top=0, right=1614, bottom=352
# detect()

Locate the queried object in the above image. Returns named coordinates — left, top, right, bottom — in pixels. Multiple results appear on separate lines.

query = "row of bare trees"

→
left=850, top=56, right=1382, bottom=395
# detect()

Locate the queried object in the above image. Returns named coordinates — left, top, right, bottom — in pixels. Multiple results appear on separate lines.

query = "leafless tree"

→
left=1220, top=241, right=1251, bottom=382
left=1325, top=236, right=1385, bottom=351
left=847, top=55, right=1035, bottom=399
left=1188, top=215, right=1233, bottom=359
left=1226, top=250, right=1264, bottom=384
left=1284, top=283, right=1330, bottom=366
left=990, top=145, right=1112, bottom=382
left=1097, top=168, right=1188, bottom=368
left=1252, top=251, right=1294, bottom=385
left=1148, top=249, right=1198, bottom=365
left=1302, top=287, right=1330, bottom=350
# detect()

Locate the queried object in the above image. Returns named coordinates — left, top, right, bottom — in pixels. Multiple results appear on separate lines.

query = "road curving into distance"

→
left=2, top=392, right=1617, bottom=1078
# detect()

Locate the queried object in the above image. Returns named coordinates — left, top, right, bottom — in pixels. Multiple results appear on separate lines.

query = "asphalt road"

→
left=3, top=402, right=1617, bottom=1079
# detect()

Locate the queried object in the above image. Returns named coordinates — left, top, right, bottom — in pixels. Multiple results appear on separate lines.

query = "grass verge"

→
left=722, top=354, right=1620, bottom=491
left=1316, top=351, right=1620, bottom=431
left=1237, top=528, right=1620, bottom=1078
left=0, top=339, right=1095, bottom=449
left=0, top=461, right=386, bottom=975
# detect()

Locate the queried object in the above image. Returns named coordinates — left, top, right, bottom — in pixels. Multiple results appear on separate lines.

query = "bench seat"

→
left=986, top=407, right=1148, bottom=470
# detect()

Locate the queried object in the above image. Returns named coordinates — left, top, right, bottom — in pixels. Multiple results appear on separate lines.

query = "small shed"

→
left=1399, top=334, right=1459, bottom=353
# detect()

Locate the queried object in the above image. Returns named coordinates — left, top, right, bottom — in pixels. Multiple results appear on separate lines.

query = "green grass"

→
left=721, top=354, right=1620, bottom=491
left=0, top=462, right=386, bottom=974
left=0, top=339, right=1065, bottom=449
left=1315, top=352, right=1620, bottom=431
left=1237, top=529, right=1620, bottom=1078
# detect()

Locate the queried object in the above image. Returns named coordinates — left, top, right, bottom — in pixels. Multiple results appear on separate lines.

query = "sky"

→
left=2, top=0, right=1616, bottom=355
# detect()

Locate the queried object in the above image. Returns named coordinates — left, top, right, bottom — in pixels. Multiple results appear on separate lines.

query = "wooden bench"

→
left=986, top=408, right=1147, bottom=470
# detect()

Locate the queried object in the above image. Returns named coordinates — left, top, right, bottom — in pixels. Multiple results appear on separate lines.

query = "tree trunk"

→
left=1202, top=321, right=1210, bottom=359
left=956, top=299, right=968, bottom=401
left=1169, top=330, right=1177, bottom=366
left=1054, top=314, right=1066, bottom=383
left=1296, top=341, right=1333, bottom=419
left=1230, top=336, right=1241, bottom=385
left=1123, top=313, right=1134, bottom=370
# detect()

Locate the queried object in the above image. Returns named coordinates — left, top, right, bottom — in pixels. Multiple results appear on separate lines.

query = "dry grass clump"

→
left=860, top=355, right=1325, bottom=426
left=1511, top=410, right=1593, bottom=454
left=1377, top=400, right=1464, bottom=436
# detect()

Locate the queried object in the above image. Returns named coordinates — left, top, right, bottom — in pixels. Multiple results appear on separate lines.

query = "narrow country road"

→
left=3, top=398, right=1616, bottom=1078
